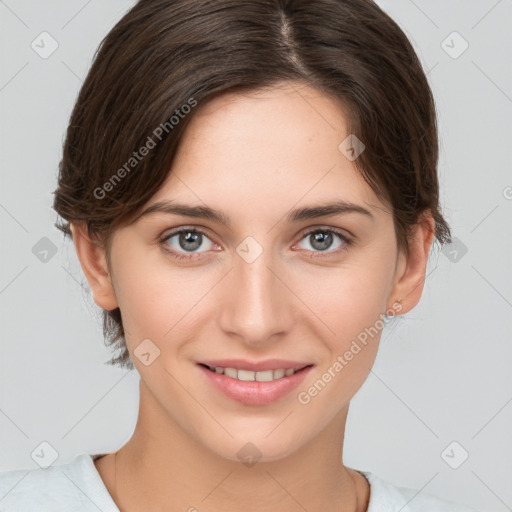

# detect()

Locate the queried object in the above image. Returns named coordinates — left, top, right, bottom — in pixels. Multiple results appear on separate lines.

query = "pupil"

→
left=180, top=231, right=201, bottom=251
left=311, top=231, right=332, bottom=251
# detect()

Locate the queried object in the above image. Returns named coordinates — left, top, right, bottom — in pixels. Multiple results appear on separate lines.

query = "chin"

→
left=199, top=427, right=307, bottom=465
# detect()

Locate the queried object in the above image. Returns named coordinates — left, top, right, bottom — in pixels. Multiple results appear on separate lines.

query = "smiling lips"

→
left=199, top=358, right=313, bottom=372
left=203, top=365, right=299, bottom=382
left=197, top=358, right=314, bottom=405
left=198, top=358, right=312, bottom=381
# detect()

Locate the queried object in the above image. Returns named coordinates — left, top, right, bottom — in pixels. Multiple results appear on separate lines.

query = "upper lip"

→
left=198, top=359, right=314, bottom=372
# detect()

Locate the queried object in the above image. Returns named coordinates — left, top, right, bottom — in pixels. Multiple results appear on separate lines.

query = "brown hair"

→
left=53, top=0, right=452, bottom=370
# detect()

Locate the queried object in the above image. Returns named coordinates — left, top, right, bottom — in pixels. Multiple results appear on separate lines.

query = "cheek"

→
left=291, top=250, right=396, bottom=388
left=112, top=252, right=219, bottom=348
left=297, top=256, right=394, bottom=337
left=292, top=268, right=392, bottom=412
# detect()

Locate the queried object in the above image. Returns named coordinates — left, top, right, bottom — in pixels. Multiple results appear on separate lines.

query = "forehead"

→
left=180, top=82, right=351, bottom=157
left=147, top=82, right=386, bottom=225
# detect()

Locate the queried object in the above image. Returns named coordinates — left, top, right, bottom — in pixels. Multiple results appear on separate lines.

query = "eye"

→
left=294, top=227, right=352, bottom=257
left=160, top=227, right=218, bottom=260
left=160, top=225, right=353, bottom=262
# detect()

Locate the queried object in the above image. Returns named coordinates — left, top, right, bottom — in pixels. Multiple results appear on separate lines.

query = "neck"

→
left=99, top=380, right=369, bottom=512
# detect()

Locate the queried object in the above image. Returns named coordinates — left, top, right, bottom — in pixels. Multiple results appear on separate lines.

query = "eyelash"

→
left=159, top=226, right=353, bottom=261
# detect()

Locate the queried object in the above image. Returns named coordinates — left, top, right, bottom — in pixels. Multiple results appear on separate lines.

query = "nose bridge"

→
left=217, top=240, right=293, bottom=344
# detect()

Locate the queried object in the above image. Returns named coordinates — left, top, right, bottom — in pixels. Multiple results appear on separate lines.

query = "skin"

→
left=72, top=81, right=435, bottom=512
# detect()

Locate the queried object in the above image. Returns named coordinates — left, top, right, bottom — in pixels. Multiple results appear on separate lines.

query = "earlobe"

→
left=70, top=222, right=119, bottom=311
left=386, top=212, right=436, bottom=315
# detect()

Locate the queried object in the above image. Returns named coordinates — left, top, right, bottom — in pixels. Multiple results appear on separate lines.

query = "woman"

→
left=0, top=0, right=479, bottom=510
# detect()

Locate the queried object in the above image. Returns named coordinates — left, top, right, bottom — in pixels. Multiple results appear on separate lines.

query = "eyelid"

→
left=291, top=225, right=353, bottom=254
left=161, top=224, right=353, bottom=242
left=161, top=224, right=213, bottom=238
left=160, top=225, right=219, bottom=249
left=297, top=224, right=353, bottom=241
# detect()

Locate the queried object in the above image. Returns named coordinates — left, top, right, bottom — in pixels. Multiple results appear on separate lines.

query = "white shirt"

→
left=0, top=453, right=479, bottom=511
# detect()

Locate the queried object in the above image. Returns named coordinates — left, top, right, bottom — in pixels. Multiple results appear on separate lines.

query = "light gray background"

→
left=1, top=1, right=511, bottom=511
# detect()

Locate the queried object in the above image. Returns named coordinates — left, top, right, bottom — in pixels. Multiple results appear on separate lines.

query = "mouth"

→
left=196, top=361, right=315, bottom=406
left=198, top=363, right=313, bottom=382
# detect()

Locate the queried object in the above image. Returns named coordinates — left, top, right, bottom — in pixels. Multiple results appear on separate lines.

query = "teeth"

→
left=224, top=367, right=238, bottom=379
left=273, top=368, right=285, bottom=379
left=207, top=365, right=302, bottom=381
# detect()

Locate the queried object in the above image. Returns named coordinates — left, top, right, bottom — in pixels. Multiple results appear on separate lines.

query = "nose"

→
left=216, top=245, right=295, bottom=347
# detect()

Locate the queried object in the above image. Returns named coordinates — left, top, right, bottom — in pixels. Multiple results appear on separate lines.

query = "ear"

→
left=386, top=211, right=436, bottom=315
left=70, top=222, right=119, bottom=311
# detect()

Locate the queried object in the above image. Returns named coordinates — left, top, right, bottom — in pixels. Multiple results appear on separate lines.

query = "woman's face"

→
left=87, top=82, right=425, bottom=462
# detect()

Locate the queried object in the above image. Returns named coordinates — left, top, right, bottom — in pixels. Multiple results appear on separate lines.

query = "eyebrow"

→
left=136, top=199, right=374, bottom=227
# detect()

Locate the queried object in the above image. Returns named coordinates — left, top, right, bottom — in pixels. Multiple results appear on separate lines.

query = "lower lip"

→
left=198, top=364, right=313, bottom=406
